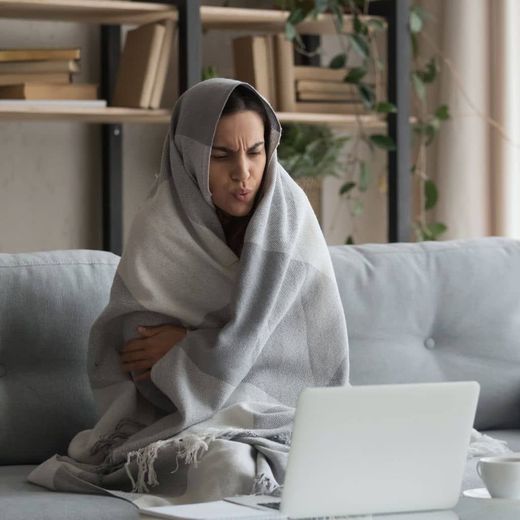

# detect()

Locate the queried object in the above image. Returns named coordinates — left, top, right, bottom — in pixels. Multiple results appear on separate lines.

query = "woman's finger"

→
left=120, top=339, right=147, bottom=353
left=134, top=370, right=152, bottom=382
left=121, top=359, right=153, bottom=372
left=120, top=350, right=148, bottom=363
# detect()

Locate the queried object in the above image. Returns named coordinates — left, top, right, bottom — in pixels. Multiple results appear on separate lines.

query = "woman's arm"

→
left=119, top=324, right=187, bottom=381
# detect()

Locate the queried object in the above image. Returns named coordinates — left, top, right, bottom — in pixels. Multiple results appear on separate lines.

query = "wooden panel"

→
left=0, top=105, right=171, bottom=123
left=0, top=2, right=383, bottom=32
left=0, top=105, right=389, bottom=129
left=0, top=0, right=177, bottom=24
left=200, top=6, right=385, bottom=35
left=278, top=112, right=386, bottom=130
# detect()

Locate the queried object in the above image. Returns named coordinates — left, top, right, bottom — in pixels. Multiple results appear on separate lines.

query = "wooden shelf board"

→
left=0, top=105, right=171, bottom=123
left=0, top=0, right=177, bottom=25
left=0, top=105, right=389, bottom=129
left=0, top=1, right=383, bottom=32
left=278, top=112, right=386, bottom=130
left=201, top=6, right=384, bottom=34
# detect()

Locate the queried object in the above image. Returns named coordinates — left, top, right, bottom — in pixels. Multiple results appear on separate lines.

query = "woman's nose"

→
left=231, top=154, right=250, bottom=182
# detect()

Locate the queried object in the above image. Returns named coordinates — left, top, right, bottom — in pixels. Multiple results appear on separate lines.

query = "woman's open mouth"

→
left=233, top=190, right=252, bottom=202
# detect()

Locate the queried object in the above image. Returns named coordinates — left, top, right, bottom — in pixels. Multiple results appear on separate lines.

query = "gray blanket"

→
left=29, top=78, right=349, bottom=505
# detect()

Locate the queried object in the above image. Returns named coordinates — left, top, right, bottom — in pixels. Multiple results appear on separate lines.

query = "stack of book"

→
left=233, top=34, right=380, bottom=115
left=0, top=47, right=103, bottom=107
left=112, top=20, right=175, bottom=109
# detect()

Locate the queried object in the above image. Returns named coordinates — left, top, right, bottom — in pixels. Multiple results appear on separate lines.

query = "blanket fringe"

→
left=124, top=432, right=220, bottom=493
left=252, top=473, right=281, bottom=496
left=90, top=418, right=144, bottom=460
left=468, top=428, right=511, bottom=458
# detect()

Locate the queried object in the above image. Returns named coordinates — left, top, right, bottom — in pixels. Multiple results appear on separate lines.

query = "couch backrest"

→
left=0, top=250, right=119, bottom=465
left=330, top=237, right=520, bottom=431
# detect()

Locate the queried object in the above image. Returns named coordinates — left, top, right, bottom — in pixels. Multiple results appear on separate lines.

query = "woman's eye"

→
left=211, top=155, right=227, bottom=160
left=249, top=151, right=261, bottom=156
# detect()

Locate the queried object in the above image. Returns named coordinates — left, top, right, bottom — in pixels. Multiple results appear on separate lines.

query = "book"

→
left=297, top=91, right=359, bottom=102
left=294, top=65, right=346, bottom=82
left=264, top=35, right=278, bottom=110
left=0, top=48, right=80, bottom=62
left=112, top=22, right=166, bottom=108
left=233, top=35, right=272, bottom=105
left=0, top=99, right=107, bottom=107
left=0, top=60, right=79, bottom=74
left=0, top=82, right=98, bottom=100
left=0, top=72, right=70, bottom=86
left=294, top=101, right=368, bottom=115
left=296, top=79, right=360, bottom=96
left=274, top=33, right=296, bottom=112
left=149, top=20, right=175, bottom=109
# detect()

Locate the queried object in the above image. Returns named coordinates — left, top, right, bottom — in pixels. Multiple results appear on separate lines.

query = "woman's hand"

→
left=120, top=324, right=187, bottom=382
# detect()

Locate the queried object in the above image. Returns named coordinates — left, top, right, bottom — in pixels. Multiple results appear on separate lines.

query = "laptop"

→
left=140, top=381, right=479, bottom=520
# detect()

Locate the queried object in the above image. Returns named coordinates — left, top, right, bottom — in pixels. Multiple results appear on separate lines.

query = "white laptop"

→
left=140, top=381, right=479, bottom=520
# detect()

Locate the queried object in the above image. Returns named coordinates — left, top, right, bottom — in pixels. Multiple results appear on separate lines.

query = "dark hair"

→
left=221, top=85, right=270, bottom=151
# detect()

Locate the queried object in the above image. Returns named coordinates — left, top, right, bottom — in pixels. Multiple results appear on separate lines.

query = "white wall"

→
left=0, top=1, right=387, bottom=252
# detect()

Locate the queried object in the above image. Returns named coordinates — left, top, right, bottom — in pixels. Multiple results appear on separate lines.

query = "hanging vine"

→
left=276, top=0, right=449, bottom=243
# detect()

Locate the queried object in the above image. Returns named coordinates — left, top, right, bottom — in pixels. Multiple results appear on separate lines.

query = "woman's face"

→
left=209, top=110, right=267, bottom=217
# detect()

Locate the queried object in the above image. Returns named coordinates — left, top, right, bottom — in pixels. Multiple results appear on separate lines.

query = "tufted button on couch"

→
left=1, top=237, right=519, bottom=519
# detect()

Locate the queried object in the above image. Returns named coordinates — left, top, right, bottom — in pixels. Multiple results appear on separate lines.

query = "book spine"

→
left=265, top=35, right=278, bottom=110
left=294, top=66, right=346, bottom=82
left=297, top=91, right=360, bottom=102
left=274, top=34, right=295, bottom=112
left=0, top=72, right=70, bottom=86
left=296, top=79, right=360, bottom=96
left=233, top=36, right=272, bottom=104
left=294, top=101, right=368, bottom=115
left=149, top=21, right=175, bottom=109
left=0, top=49, right=80, bottom=62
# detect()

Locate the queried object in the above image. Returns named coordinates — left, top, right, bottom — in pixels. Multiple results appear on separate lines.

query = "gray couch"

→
left=1, top=237, right=519, bottom=520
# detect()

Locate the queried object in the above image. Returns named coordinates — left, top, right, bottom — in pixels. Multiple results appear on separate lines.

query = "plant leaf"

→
left=412, top=72, right=426, bottom=101
left=375, top=101, right=397, bottom=113
left=285, top=22, right=297, bottom=41
left=409, top=5, right=424, bottom=34
left=344, top=67, right=367, bottom=83
left=358, top=161, right=370, bottom=192
left=426, top=222, right=447, bottom=240
left=369, top=134, right=396, bottom=151
left=357, top=83, right=375, bottom=109
left=348, top=33, right=370, bottom=59
left=340, top=181, right=356, bottom=195
left=329, top=53, right=347, bottom=69
left=417, top=57, right=437, bottom=83
left=367, top=18, right=386, bottom=32
left=287, top=7, right=307, bottom=26
left=352, top=198, right=364, bottom=216
left=314, top=0, right=328, bottom=15
left=435, top=104, right=450, bottom=120
left=353, top=15, right=368, bottom=36
left=424, top=179, right=438, bottom=210
left=345, top=235, right=355, bottom=245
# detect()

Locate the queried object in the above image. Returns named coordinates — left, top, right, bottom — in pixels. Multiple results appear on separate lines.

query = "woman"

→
left=119, top=85, right=272, bottom=383
left=29, top=78, right=349, bottom=506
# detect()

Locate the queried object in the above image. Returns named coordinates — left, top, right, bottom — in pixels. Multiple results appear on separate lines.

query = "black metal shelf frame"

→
left=99, top=0, right=409, bottom=254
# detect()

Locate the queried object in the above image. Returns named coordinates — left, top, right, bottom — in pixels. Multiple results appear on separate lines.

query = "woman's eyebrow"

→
left=211, top=141, right=264, bottom=153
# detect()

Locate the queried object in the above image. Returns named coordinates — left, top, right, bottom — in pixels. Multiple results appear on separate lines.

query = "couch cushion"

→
left=0, top=465, right=138, bottom=520
left=330, top=238, right=520, bottom=430
left=0, top=250, right=119, bottom=464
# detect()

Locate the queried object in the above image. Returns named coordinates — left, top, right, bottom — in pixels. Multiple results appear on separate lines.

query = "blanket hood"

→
left=170, top=78, right=282, bottom=208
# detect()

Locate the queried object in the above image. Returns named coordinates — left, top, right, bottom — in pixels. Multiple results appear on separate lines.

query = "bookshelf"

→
left=0, top=0, right=410, bottom=252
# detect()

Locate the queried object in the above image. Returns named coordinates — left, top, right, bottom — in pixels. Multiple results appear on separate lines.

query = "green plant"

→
left=278, top=123, right=350, bottom=179
left=276, top=0, right=449, bottom=242
left=409, top=4, right=450, bottom=241
left=202, top=65, right=218, bottom=80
